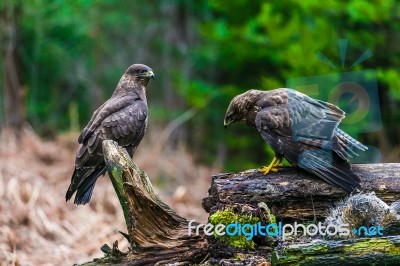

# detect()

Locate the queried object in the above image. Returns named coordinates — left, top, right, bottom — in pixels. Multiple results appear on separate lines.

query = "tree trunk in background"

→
left=1, top=2, right=25, bottom=139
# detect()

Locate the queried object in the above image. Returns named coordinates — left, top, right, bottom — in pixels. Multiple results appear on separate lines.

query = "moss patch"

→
left=210, top=209, right=259, bottom=249
left=343, top=237, right=400, bottom=255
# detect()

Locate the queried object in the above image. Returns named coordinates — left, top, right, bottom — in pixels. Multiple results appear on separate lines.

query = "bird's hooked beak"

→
left=148, top=70, right=155, bottom=79
left=223, top=119, right=229, bottom=129
left=223, top=116, right=234, bottom=129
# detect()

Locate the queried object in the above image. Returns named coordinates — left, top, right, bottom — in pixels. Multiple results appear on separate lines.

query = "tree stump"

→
left=81, top=144, right=400, bottom=265
left=83, top=140, right=208, bottom=265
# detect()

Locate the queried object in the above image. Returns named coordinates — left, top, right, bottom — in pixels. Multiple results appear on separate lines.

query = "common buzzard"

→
left=66, top=64, right=155, bottom=204
left=224, top=88, right=367, bottom=192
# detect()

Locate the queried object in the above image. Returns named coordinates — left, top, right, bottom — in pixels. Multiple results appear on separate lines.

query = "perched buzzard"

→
left=66, top=64, right=155, bottom=204
left=224, top=88, right=367, bottom=192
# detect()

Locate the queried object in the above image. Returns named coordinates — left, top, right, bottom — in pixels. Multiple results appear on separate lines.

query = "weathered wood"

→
left=83, top=140, right=208, bottom=265
left=202, top=164, right=400, bottom=221
left=81, top=149, right=400, bottom=265
left=272, top=235, right=400, bottom=266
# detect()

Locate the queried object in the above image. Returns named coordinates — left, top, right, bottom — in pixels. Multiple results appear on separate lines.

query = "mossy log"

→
left=272, top=235, right=400, bottom=266
left=202, top=164, right=400, bottom=221
left=81, top=145, right=400, bottom=265
left=83, top=140, right=208, bottom=265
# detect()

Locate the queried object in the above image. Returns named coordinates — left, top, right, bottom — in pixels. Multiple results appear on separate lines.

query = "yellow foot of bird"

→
left=258, top=163, right=283, bottom=175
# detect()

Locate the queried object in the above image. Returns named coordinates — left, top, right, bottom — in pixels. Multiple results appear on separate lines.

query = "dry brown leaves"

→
left=0, top=128, right=213, bottom=265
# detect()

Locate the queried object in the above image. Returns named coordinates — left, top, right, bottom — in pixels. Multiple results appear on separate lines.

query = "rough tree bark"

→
left=82, top=140, right=208, bottom=265
left=82, top=144, right=400, bottom=265
left=272, top=235, right=400, bottom=265
left=202, top=164, right=400, bottom=221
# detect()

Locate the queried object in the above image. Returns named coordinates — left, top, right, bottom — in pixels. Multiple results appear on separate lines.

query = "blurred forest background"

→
left=1, top=0, right=400, bottom=265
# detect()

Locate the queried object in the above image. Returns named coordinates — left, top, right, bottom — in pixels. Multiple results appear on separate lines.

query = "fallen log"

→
left=272, top=235, right=400, bottom=265
left=202, top=164, right=400, bottom=221
left=80, top=144, right=400, bottom=265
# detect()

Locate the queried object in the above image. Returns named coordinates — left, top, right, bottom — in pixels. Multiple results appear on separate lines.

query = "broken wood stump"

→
left=83, top=140, right=208, bottom=265
left=82, top=143, right=400, bottom=266
left=202, top=164, right=400, bottom=221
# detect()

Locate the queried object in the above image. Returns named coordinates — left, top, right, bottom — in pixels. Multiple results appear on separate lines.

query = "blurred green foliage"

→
left=1, top=0, right=399, bottom=171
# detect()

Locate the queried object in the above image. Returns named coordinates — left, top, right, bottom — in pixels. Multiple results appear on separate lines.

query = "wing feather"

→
left=66, top=97, right=148, bottom=204
left=255, top=88, right=362, bottom=192
left=78, top=96, right=138, bottom=144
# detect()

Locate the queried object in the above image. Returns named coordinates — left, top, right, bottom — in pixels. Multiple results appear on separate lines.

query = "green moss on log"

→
left=108, top=165, right=132, bottom=230
left=272, top=235, right=400, bottom=266
left=210, top=209, right=259, bottom=249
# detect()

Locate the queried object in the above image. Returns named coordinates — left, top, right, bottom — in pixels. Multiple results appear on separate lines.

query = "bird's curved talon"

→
left=258, top=156, right=284, bottom=175
left=258, top=165, right=279, bottom=175
left=224, top=88, right=367, bottom=192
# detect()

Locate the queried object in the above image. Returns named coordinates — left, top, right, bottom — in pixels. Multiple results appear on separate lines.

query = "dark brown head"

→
left=224, top=89, right=262, bottom=128
left=125, top=64, right=155, bottom=86
left=113, top=64, right=155, bottom=96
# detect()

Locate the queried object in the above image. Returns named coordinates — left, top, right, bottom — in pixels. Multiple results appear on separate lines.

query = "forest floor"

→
left=0, top=128, right=216, bottom=266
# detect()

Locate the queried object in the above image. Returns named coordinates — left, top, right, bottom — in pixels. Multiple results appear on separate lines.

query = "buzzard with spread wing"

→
left=66, top=64, right=155, bottom=204
left=224, top=88, right=367, bottom=192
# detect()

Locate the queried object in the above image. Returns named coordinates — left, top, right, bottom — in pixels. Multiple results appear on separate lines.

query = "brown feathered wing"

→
left=66, top=95, right=147, bottom=204
left=255, top=89, right=366, bottom=192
